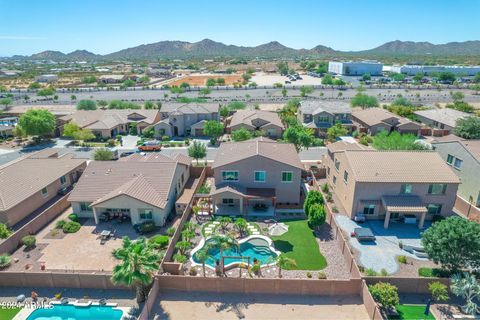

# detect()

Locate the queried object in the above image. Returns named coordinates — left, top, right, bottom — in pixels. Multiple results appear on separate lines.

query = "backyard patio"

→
left=335, top=214, right=438, bottom=275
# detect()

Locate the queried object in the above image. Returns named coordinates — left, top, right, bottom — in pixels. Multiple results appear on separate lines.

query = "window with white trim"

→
left=254, top=171, right=266, bottom=182
left=222, top=171, right=239, bottom=181
left=281, top=171, right=293, bottom=182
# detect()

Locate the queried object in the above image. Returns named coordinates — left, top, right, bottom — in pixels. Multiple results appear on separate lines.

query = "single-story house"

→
left=352, top=108, right=421, bottom=135
left=414, top=108, right=471, bottom=133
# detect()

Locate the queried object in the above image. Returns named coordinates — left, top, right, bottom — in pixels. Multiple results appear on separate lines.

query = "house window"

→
left=254, top=171, right=266, bottom=182
left=363, top=205, right=375, bottom=215
left=428, top=184, right=447, bottom=195
left=80, top=202, right=93, bottom=212
left=222, top=198, right=234, bottom=204
left=318, top=116, right=329, bottom=123
left=41, top=187, right=48, bottom=197
left=334, top=159, right=340, bottom=170
left=333, top=176, right=337, bottom=185
left=139, top=209, right=153, bottom=220
left=400, top=184, right=413, bottom=194
left=454, top=158, right=463, bottom=169
left=446, top=154, right=454, bottom=164
left=222, top=171, right=239, bottom=181
left=343, top=171, right=349, bottom=183
left=327, top=166, right=330, bottom=176
left=281, top=171, right=293, bottom=182
left=427, top=204, right=442, bottom=215
left=60, top=175, right=67, bottom=185
left=181, top=173, right=184, bottom=184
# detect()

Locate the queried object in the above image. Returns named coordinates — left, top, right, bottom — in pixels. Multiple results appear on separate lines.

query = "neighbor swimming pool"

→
left=27, top=304, right=123, bottom=320
left=191, top=235, right=280, bottom=268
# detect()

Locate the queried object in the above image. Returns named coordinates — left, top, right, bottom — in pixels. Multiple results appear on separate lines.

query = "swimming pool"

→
left=191, top=235, right=280, bottom=268
left=27, top=304, right=123, bottom=320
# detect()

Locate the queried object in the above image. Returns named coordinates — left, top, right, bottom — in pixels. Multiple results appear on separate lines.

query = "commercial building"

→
left=389, top=65, right=480, bottom=76
left=325, top=142, right=460, bottom=228
left=0, top=149, right=86, bottom=226
left=328, top=61, right=383, bottom=76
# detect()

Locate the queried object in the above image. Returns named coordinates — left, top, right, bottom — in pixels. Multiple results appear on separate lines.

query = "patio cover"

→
left=245, top=188, right=275, bottom=199
left=381, top=195, right=427, bottom=213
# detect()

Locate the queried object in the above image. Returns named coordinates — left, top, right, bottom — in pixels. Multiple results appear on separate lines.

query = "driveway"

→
left=335, top=215, right=430, bottom=274
left=118, top=134, right=140, bottom=149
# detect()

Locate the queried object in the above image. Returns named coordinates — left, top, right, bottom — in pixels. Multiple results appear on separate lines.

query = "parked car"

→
left=285, top=80, right=291, bottom=84
left=120, top=151, right=135, bottom=158
left=138, top=140, right=161, bottom=152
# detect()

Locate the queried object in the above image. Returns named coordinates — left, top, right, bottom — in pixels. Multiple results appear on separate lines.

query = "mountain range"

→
left=6, top=39, right=480, bottom=61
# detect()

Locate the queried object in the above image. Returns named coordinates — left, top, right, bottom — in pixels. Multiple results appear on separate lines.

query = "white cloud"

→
left=0, top=36, right=47, bottom=40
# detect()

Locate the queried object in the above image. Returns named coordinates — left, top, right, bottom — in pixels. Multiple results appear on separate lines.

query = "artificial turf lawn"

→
left=388, top=304, right=435, bottom=320
left=270, top=219, right=327, bottom=270
left=0, top=307, right=22, bottom=320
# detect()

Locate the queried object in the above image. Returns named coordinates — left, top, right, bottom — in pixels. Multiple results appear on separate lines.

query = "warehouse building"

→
left=389, top=65, right=480, bottom=76
left=328, top=61, right=383, bottom=76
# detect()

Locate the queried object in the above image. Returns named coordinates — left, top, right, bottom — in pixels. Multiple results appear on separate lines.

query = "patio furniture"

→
left=99, top=298, right=107, bottom=306
left=354, top=213, right=366, bottom=223
left=17, top=294, right=26, bottom=303
left=100, top=230, right=111, bottom=239
left=354, top=227, right=376, bottom=242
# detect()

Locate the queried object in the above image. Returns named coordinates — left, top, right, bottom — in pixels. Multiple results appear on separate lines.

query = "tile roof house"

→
left=432, top=135, right=480, bottom=209
left=227, top=110, right=285, bottom=139
left=0, top=149, right=86, bottom=226
left=352, top=108, right=421, bottom=135
left=297, top=101, right=352, bottom=137
left=325, top=141, right=460, bottom=228
left=68, top=153, right=192, bottom=227
left=154, top=103, right=219, bottom=137
left=209, top=137, right=303, bottom=216
left=414, top=108, right=471, bottom=132
left=59, top=109, right=160, bottom=138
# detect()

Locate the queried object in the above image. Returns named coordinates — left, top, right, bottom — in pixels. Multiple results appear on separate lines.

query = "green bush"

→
left=0, top=223, right=12, bottom=239
left=380, top=268, right=389, bottom=276
left=140, top=221, right=156, bottom=233
left=365, top=268, right=378, bottom=276
left=429, top=281, right=449, bottom=302
left=369, top=282, right=399, bottom=310
left=22, top=235, right=36, bottom=248
left=167, top=227, right=176, bottom=237
left=55, top=220, right=66, bottom=229
left=162, top=135, right=170, bottom=141
left=62, top=221, right=81, bottom=233
left=173, top=254, right=187, bottom=263
left=397, top=255, right=407, bottom=264
left=418, top=267, right=451, bottom=278
left=149, top=235, right=169, bottom=249
left=68, top=214, right=78, bottom=222
left=317, top=272, right=327, bottom=279
left=0, top=254, right=11, bottom=268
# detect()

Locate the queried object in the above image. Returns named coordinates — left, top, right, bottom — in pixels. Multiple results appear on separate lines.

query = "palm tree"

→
left=182, top=229, right=195, bottom=242
left=218, top=216, right=232, bottom=233
left=276, top=254, right=297, bottom=278
left=234, top=218, right=248, bottom=237
left=209, top=235, right=238, bottom=274
left=111, top=237, right=161, bottom=303
left=195, top=249, right=209, bottom=277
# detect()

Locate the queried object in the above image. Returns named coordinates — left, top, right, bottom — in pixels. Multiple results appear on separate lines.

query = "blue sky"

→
left=1, top=0, right=479, bottom=56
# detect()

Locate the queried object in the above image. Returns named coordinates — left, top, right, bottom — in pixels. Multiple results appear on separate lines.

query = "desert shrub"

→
left=22, top=235, right=36, bottom=248
left=321, top=183, right=329, bottom=193
left=365, top=268, right=378, bottom=276
left=306, top=272, right=312, bottom=278
left=162, top=135, right=170, bottom=141
left=0, top=254, right=12, bottom=268
left=62, top=221, right=81, bottom=233
left=189, top=267, right=198, bottom=276
left=149, top=235, right=169, bottom=249
left=140, top=221, right=156, bottom=233
left=173, top=254, right=187, bottom=263
left=317, top=272, right=327, bottom=279
left=429, top=281, right=449, bottom=302
left=106, top=139, right=116, bottom=147
left=68, top=214, right=78, bottom=222
left=380, top=268, right=389, bottom=276
left=55, top=220, right=66, bottom=229
left=397, top=255, right=407, bottom=264
left=167, top=227, right=176, bottom=237
left=369, top=282, right=399, bottom=310
left=0, top=223, right=12, bottom=239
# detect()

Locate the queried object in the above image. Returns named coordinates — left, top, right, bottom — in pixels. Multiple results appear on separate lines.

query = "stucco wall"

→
left=213, top=156, right=301, bottom=204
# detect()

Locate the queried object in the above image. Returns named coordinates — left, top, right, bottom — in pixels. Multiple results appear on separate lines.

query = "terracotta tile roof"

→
left=343, top=150, right=460, bottom=183
left=327, top=141, right=368, bottom=153
left=299, top=100, right=351, bottom=115
left=160, top=103, right=219, bottom=114
left=352, top=108, right=419, bottom=127
left=228, top=110, right=283, bottom=129
left=0, top=151, right=86, bottom=211
left=414, top=108, right=471, bottom=128
left=212, top=138, right=302, bottom=169
left=60, top=109, right=159, bottom=130
left=69, top=153, right=189, bottom=209
left=381, top=195, right=427, bottom=213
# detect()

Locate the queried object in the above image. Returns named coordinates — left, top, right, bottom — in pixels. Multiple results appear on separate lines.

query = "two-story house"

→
left=209, top=137, right=303, bottom=216
left=68, top=153, right=192, bottom=227
left=227, top=110, right=284, bottom=139
left=352, top=108, right=421, bottom=135
left=153, top=103, right=219, bottom=137
left=414, top=108, right=470, bottom=134
left=432, top=135, right=480, bottom=213
left=297, top=101, right=352, bottom=137
left=325, top=141, right=460, bottom=228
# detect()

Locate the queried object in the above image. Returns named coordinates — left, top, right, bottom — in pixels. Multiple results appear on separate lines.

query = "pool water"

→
left=27, top=304, right=123, bottom=320
left=193, top=237, right=278, bottom=267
